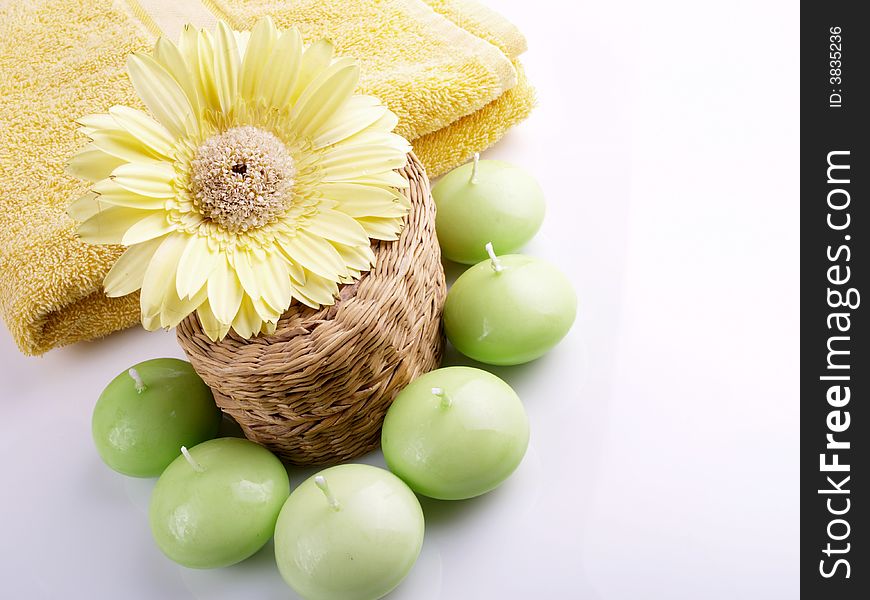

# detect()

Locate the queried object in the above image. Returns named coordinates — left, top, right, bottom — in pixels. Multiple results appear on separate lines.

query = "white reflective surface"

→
left=0, top=0, right=798, bottom=597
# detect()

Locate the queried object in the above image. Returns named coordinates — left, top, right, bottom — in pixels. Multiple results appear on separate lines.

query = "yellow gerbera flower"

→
left=67, top=17, right=411, bottom=341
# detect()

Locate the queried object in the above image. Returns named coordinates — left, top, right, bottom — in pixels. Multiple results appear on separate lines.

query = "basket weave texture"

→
left=176, top=153, right=446, bottom=465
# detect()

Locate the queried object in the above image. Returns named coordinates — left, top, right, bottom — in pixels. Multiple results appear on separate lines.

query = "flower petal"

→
left=92, top=179, right=167, bottom=210
left=290, top=39, right=333, bottom=104
left=231, top=295, right=262, bottom=339
left=291, top=58, right=359, bottom=138
left=139, top=233, right=187, bottom=319
left=176, top=234, right=220, bottom=299
left=336, top=201, right=408, bottom=219
left=153, top=37, right=201, bottom=115
left=233, top=248, right=260, bottom=300
left=213, top=21, right=240, bottom=114
left=108, top=105, right=176, bottom=158
left=122, top=212, right=174, bottom=245
left=357, top=216, right=404, bottom=241
left=240, top=16, right=278, bottom=104
left=197, top=299, right=231, bottom=341
left=311, top=95, right=387, bottom=149
left=343, top=170, right=411, bottom=189
left=294, top=270, right=338, bottom=306
left=319, top=144, right=408, bottom=181
left=141, top=312, right=161, bottom=331
left=318, top=182, right=409, bottom=218
left=161, top=283, right=207, bottom=328
left=289, top=285, right=319, bottom=309
left=67, top=191, right=102, bottom=222
left=334, top=242, right=376, bottom=272
left=178, top=25, right=209, bottom=110
left=255, top=253, right=292, bottom=313
left=127, top=53, right=196, bottom=137
left=333, top=130, right=412, bottom=154
left=303, top=208, right=370, bottom=246
left=250, top=293, right=282, bottom=323
left=261, top=28, right=302, bottom=109
left=103, top=235, right=165, bottom=297
left=76, top=113, right=117, bottom=132
left=277, top=229, right=347, bottom=280
left=361, top=106, right=400, bottom=136
left=111, top=162, right=176, bottom=197
left=88, top=129, right=163, bottom=164
left=196, top=30, right=221, bottom=114
left=285, top=256, right=305, bottom=284
left=77, top=205, right=155, bottom=244
left=66, top=145, right=126, bottom=182
left=339, top=271, right=360, bottom=285
left=234, top=31, right=251, bottom=56
left=207, top=255, right=244, bottom=324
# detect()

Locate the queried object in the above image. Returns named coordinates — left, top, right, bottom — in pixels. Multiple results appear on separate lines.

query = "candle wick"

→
left=128, top=368, right=146, bottom=393
left=431, top=387, right=452, bottom=409
left=485, top=242, right=504, bottom=273
left=180, top=446, right=205, bottom=473
left=314, top=475, right=341, bottom=512
left=469, top=152, right=480, bottom=184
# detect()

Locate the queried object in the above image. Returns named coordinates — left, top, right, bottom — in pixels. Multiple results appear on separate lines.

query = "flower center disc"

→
left=191, top=126, right=296, bottom=232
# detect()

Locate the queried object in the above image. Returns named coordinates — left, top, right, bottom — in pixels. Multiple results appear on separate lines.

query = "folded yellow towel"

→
left=0, top=0, right=534, bottom=355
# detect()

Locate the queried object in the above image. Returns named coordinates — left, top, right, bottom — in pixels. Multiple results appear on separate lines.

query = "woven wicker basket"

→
left=176, top=153, right=446, bottom=466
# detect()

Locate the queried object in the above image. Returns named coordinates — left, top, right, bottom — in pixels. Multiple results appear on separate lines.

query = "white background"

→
left=0, top=0, right=799, bottom=598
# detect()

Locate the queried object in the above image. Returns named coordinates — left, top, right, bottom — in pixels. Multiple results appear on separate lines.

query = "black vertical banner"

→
left=802, top=3, right=869, bottom=598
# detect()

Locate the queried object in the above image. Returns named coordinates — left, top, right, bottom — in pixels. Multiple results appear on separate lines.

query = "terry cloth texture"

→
left=0, top=0, right=535, bottom=355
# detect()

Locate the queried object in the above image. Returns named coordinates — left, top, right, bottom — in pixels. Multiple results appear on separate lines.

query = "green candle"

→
left=382, top=367, right=529, bottom=500
left=432, top=154, right=545, bottom=264
left=149, top=437, right=290, bottom=569
left=443, top=245, right=577, bottom=365
left=91, top=358, right=220, bottom=477
left=274, top=464, right=424, bottom=600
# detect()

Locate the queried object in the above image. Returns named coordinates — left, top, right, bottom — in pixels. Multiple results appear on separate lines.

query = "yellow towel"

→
left=0, top=0, right=534, bottom=355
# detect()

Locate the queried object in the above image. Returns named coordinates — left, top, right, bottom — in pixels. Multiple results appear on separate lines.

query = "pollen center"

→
left=191, top=126, right=296, bottom=232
